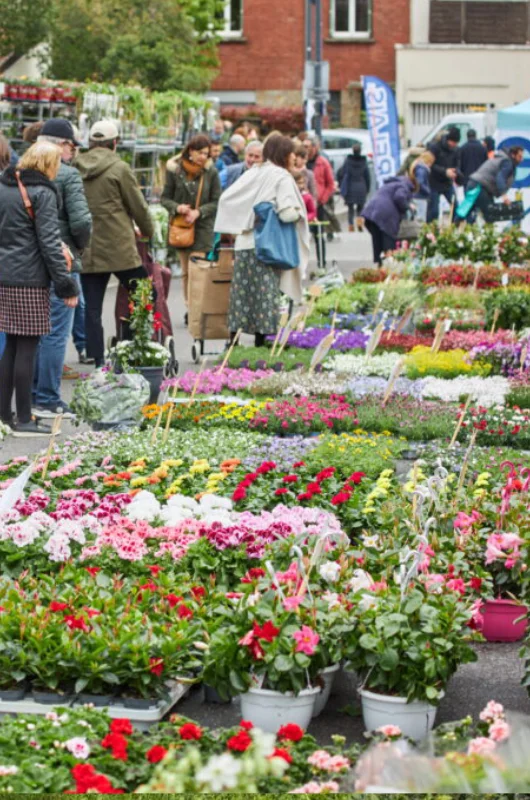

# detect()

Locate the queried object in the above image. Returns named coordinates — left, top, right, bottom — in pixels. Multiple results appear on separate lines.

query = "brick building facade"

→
left=211, top=0, right=410, bottom=126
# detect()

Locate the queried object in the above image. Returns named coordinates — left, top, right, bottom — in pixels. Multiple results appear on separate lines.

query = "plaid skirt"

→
left=0, top=286, right=51, bottom=336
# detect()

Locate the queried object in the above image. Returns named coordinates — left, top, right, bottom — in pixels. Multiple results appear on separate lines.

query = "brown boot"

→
left=348, top=224, right=354, bottom=233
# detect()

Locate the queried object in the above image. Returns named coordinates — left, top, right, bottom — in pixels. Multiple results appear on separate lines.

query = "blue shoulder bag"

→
left=253, top=201, right=299, bottom=270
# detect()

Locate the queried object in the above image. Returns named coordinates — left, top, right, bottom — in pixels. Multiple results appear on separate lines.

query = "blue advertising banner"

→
left=362, top=75, right=401, bottom=187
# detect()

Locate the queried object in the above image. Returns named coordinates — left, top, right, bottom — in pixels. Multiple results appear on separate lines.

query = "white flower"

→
left=199, top=494, right=232, bottom=511
left=322, top=590, right=340, bottom=609
left=64, top=737, right=90, bottom=759
left=359, top=593, right=379, bottom=611
left=196, top=752, right=242, bottom=791
left=361, top=534, right=380, bottom=549
left=318, top=561, right=341, bottom=583
left=126, top=490, right=161, bottom=522
left=246, top=591, right=261, bottom=608
left=250, top=728, right=276, bottom=759
left=0, top=767, right=18, bottom=776
left=348, top=569, right=373, bottom=593
left=166, top=495, right=199, bottom=511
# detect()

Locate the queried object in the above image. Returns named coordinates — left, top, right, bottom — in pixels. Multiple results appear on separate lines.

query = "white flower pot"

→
left=359, top=688, right=438, bottom=741
left=240, top=686, right=319, bottom=733
left=313, top=664, right=340, bottom=718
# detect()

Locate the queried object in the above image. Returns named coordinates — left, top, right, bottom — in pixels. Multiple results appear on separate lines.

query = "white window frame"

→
left=330, top=0, right=371, bottom=39
left=221, top=0, right=243, bottom=38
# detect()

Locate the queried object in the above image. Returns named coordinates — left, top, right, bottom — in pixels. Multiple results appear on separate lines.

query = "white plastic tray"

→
left=0, top=681, right=189, bottom=731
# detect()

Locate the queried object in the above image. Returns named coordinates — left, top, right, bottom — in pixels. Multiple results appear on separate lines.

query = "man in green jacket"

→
left=76, top=120, right=154, bottom=367
left=33, top=118, right=92, bottom=418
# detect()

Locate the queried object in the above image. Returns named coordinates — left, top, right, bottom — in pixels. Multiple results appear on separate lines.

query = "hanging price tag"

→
left=382, top=358, right=405, bottom=405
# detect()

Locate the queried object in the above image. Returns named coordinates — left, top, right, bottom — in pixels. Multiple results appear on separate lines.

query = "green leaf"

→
left=75, top=677, right=89, bottom=693
left=404, top=593, right=423, bottom=614
left=274, top=655, right=294, bottom=672
left=425, top=685, right=439, bottom=700
left=359, top=633, right=379, bottom=651
left=229, top=669, right=247, bottom=693
left=380, top=648, right=399, bottom=671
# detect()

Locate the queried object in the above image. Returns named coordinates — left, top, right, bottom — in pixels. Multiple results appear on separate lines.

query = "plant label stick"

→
left=372, top=289, right=385, bottom=320
left=450, top=394, right=472, bottom=447
left=189, top=357, right=209, bottom=405
left=217, top=329, right=242, bottom=374
left=270, top=311, right=289, bottom=359
left=309, top=332, right=335, bottom=374
left=277, top=312, right=304, bottom=357
left=150, top=390, right=168, bottom=444
left=502, top=272, right=509, bottom=288
left=490, top=307, right=500, bottom=334
left=396, top=305, right=414, bottom=334
left=330, top=300, right=339, bottom=334
left=365, top=317, right=386, bottom=357
left=382, top=358, right=405, bottom=406
left=41, top=414, right=63, bottom=479
left=472, top=265, right=480, bottom=291
left=520, top=343, right=528, bottom=375
left=162, top=382, right=179, bottom=443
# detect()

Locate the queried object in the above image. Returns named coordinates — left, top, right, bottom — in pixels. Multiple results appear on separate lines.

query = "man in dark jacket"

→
left=76, top=120, right=154, bottom=367
left=222, top=140, right=263, bottom=190
left=427, top=127, right=462, bottom=222
left=459, top=129, right=487, bottom=186
left=337, top=144, right=371, bottom=231
left=219, top=134, right=245, bottom=167
left=33, top=119, right=92, bottom=418
left=457, top=145, right=524, bottom=222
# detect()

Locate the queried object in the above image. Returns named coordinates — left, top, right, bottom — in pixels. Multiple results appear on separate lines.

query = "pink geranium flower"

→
left=293, top=625, right=319, bottom=656
left=467, top=736, right=497, bottom=756
left=488, top=718, right=510, bottom=742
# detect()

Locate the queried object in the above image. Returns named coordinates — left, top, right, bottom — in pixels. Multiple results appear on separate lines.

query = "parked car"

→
left=321, top=128, right=373, bottom=174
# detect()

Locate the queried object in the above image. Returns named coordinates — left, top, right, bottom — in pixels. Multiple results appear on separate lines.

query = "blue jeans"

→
left=72, top=275, right=86, bottom=354
left=427, top=186, right=455, bottom=223
left=33, top=283, right=75, bottom=407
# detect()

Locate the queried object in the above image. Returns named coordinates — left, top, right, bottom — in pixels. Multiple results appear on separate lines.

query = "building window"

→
left=331, top=0, right=371, bottom=37
left=222, top=0, right=243, bottom=37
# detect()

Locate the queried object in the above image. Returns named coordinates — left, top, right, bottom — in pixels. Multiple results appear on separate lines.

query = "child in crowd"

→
left=294, top=170, right=317, bottom=222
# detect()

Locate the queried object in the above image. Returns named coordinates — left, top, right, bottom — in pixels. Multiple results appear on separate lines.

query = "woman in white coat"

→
left=214, top=134, right=310, bottom=347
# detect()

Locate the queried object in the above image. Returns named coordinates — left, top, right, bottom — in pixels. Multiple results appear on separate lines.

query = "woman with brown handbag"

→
left=0, top=141, right=79, bottom=437
left=161, top=135, right=221, bottom=323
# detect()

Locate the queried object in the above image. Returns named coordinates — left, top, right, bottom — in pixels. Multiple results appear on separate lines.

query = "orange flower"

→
left=147, top=476, right=161, bottom=485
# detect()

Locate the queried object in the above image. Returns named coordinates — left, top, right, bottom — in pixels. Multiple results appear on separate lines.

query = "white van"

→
left=420, top=111, right=497, bottom=147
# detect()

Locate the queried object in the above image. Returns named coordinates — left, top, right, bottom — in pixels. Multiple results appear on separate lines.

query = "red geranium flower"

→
left=349, top=471, right=366, bottom=484
left=232, top=486, right=247, bottom=502
left=277, top=723, right=304, bottom=742
left=241, top=567, right=265, bottom=584
left=110, top=718, right=133, bottom=736
left=84, top=567, right=101, bottom=577
left=240, top=720, right=253, bottom=730
left=177, top=603, right=193, bottom=620
left=191, top=585, right=206, bottom=599
left=64, top=615, right=90, bottom=632
left=49, top=601, right=69, bottom=612
left=101, top=732, right=128, bottom=760
left=145, top=303, right=153, bottom=311
left=146, top=744, right=168, bottom=763
left=331, top=490, right=351, bottom=506
left=147, top=565, right=162, bottom=577
left=282, top=475, right=299, bottom=483
left=179, top=722, right=203, bottom=740
left=149, top=657, right=164, bottom=676
left=165, top=593, right=183, bottom=608
left=275, top=488, right=289, bottom=496
left=227, top=729, right=252, bottom=751
left=271, top=747, right=293, bottom=764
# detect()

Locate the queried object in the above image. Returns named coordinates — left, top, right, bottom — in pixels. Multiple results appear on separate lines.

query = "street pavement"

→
left=2, top=228, right=530, bottom=744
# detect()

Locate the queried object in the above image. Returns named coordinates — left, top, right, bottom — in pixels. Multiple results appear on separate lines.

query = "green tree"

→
left=48, top=0, right=224, bottom=92
left=0, top=0, right=50, bottom=56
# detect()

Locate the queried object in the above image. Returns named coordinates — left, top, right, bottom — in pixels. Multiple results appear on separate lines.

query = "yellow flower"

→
left=131, top=477, right=148, bottom=488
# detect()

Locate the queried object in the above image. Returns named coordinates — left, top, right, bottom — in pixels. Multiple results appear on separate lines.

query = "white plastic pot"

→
left=313, top=664, right=340, bottom=718
left=359, top=688, right=438, bottom=741
left=240, top=686, right=319, bottom=733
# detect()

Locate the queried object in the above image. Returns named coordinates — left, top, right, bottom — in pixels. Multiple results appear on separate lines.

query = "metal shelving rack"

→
left=0, top=99, right=76, bottom=152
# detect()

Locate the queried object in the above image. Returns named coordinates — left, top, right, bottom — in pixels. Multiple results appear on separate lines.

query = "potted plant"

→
left=108, top=278, right=170, bottom=404
left=71, top=369, right=150, bottom=429
left=202, top=590, right=322, bottom=732
left=343, top=583, right=477, bottom=740
left=477, top=463, right=529, bottom=642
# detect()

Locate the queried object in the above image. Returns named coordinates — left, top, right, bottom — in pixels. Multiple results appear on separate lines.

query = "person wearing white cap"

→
left=76, top=120, right=154, bottom=367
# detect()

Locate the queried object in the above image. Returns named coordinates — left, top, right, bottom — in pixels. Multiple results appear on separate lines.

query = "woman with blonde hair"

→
left=410, top=150, right=435, bottom=200
left=0, top=141, right=79, bottom=436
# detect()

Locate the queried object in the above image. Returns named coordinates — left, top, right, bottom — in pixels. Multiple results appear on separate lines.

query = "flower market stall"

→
left=1, top=219, right=530, bottom=792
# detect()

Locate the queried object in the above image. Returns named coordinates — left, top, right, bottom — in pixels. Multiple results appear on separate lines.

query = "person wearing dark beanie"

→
left=426, top=127, right=463, bottom=221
